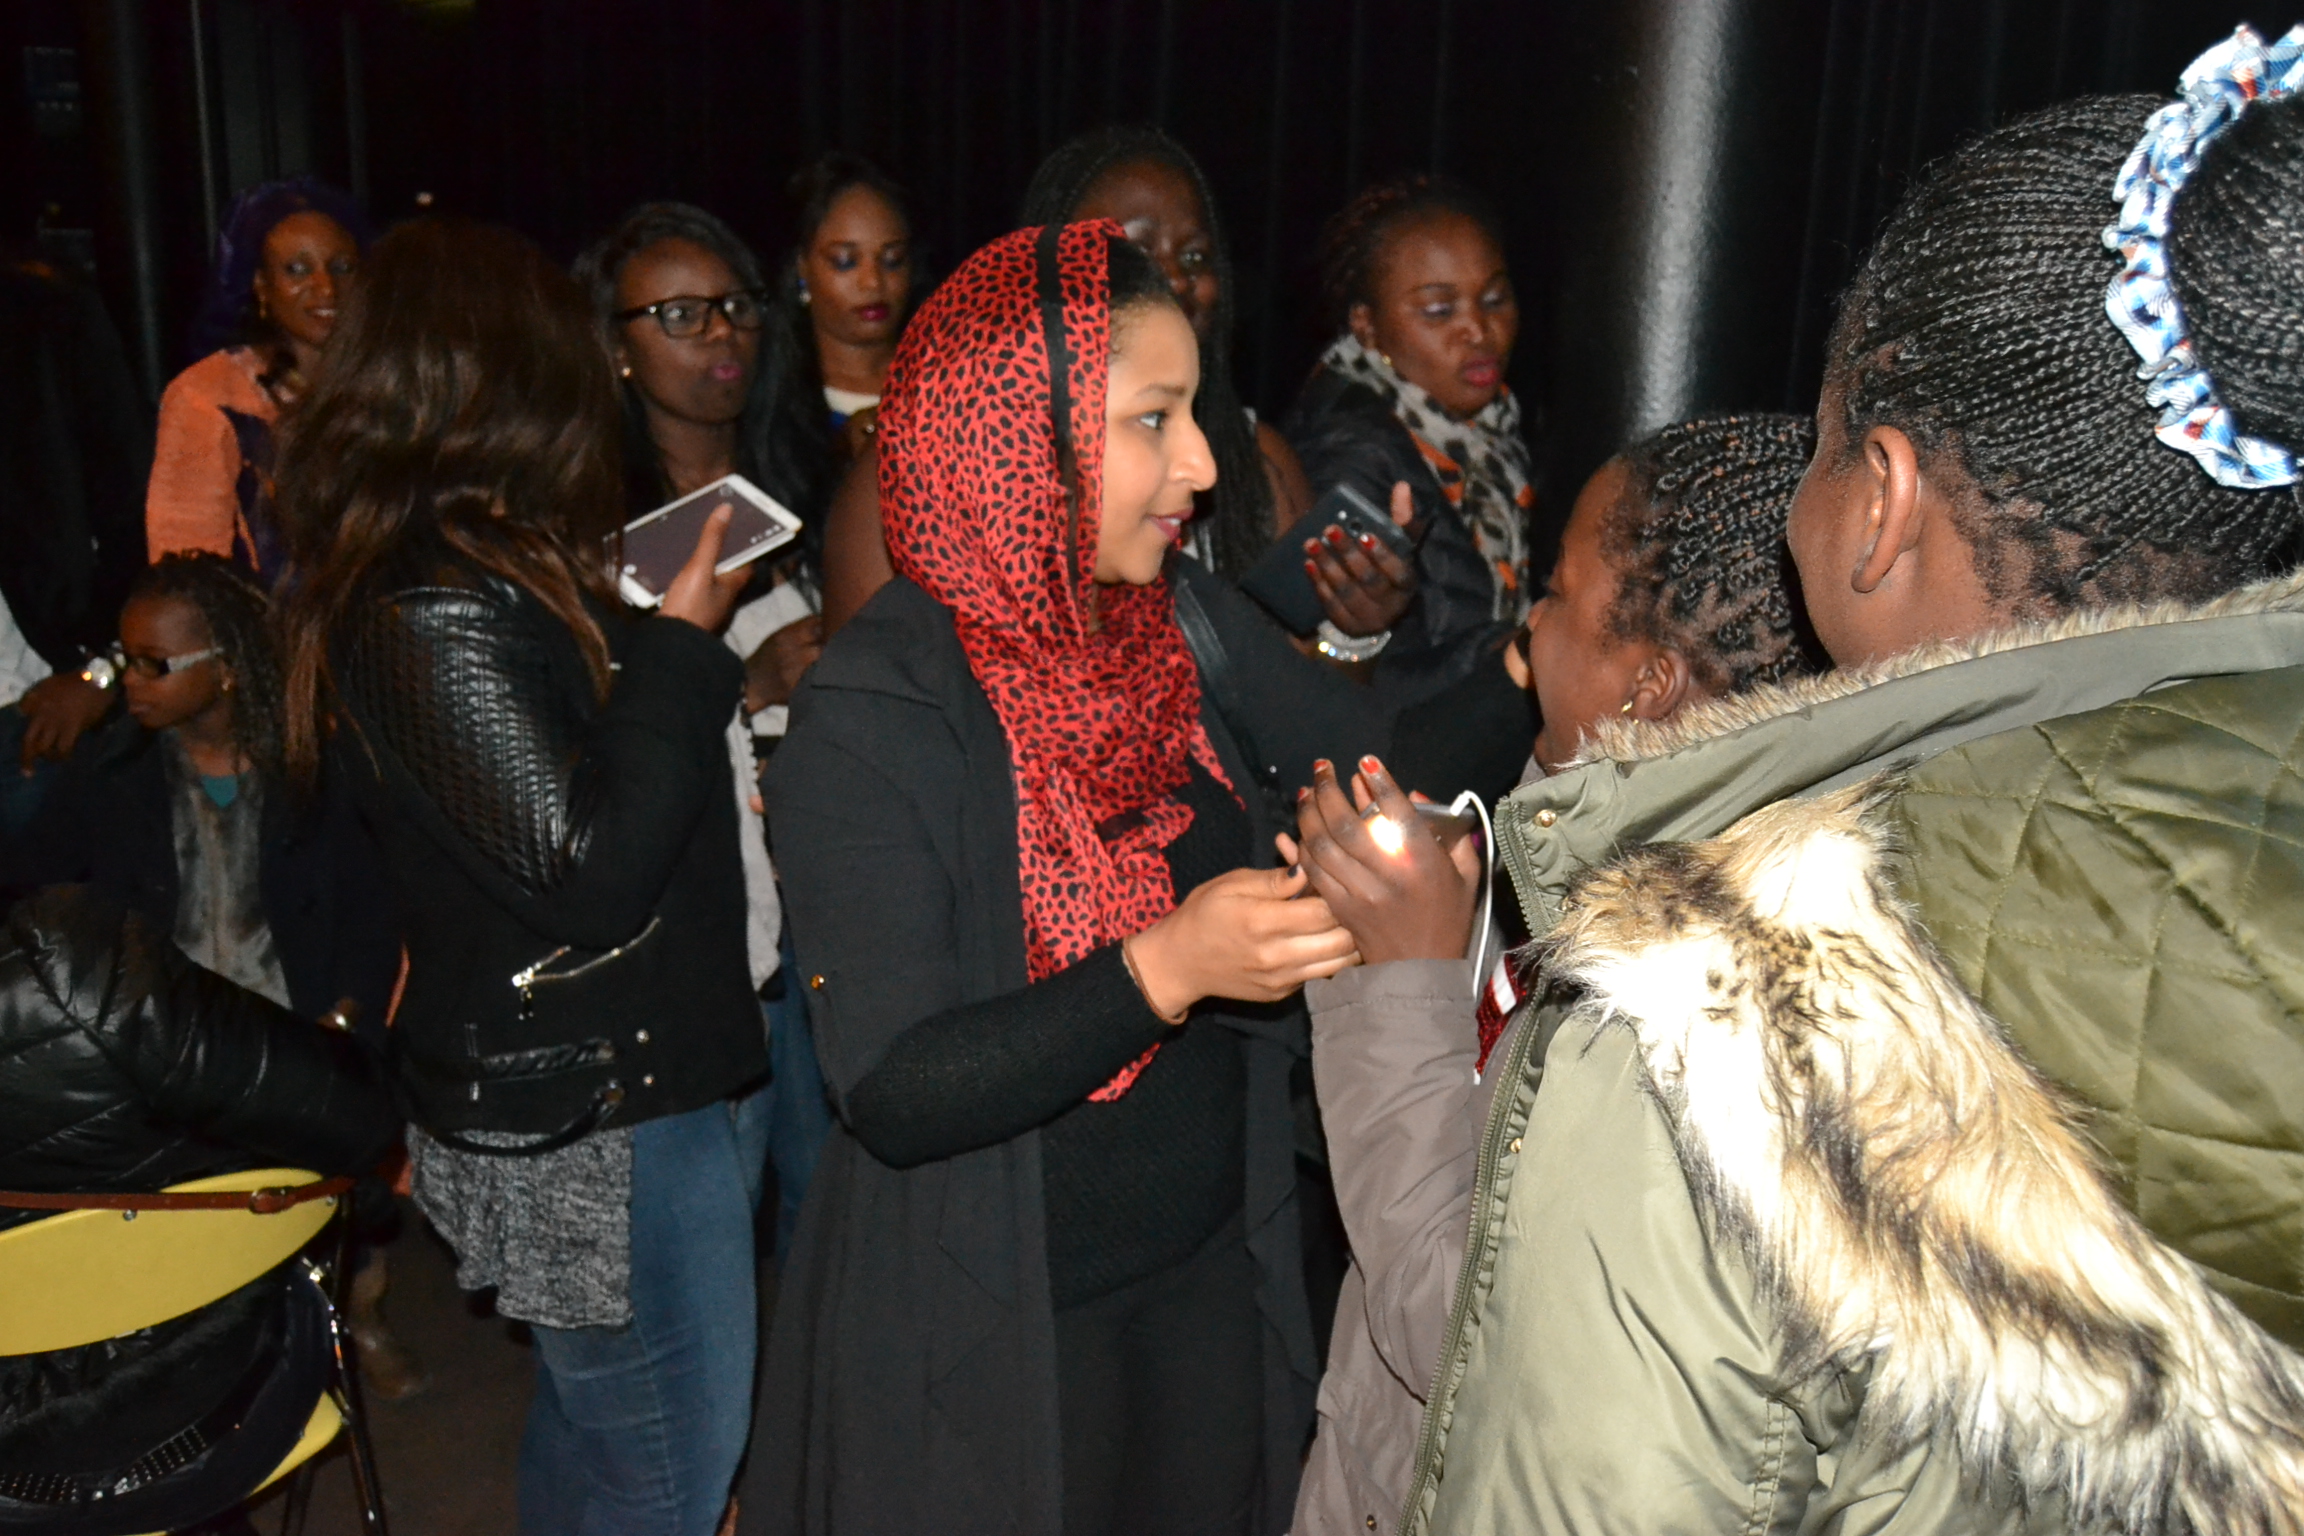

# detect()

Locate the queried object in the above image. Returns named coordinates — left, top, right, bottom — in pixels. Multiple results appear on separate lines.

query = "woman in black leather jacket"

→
left=275, top=219, right=764, bottom=1535
left=0, top=884, right=396, bottom=1530
left=1283, top=175, right=1540, bottom=800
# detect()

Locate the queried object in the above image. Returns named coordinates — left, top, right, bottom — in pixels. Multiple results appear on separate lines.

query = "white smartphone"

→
left=612, top=473, right=802, bottom=609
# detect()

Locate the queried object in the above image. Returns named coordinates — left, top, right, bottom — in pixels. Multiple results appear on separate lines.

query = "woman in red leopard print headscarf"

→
left=746, top=223, right=1380, bottom=1535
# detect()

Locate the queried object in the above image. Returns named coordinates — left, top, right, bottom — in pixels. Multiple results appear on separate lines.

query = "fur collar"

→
left=1546, top=785, right=2304, bottom=1533
left=1570, top=567, right=2304, bottom=770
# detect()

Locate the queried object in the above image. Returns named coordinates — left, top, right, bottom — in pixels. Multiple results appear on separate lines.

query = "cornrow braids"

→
left=1829, top=93, right=2304, bottom=615
left=128, top=553, right=285, bottom=784
left=1021, top=126, right=1272, bottom=577
left=1607, top=413, right=1821, bottom=696
left=1315, top=173, right=1504, bottom=334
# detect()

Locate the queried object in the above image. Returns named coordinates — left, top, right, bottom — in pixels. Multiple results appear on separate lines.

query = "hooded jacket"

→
left=1401, top=571, right=2304, bottom=1535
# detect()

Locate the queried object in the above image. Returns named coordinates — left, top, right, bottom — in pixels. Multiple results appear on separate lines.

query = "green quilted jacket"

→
left=1403, top=573, right=2304, bottom=1535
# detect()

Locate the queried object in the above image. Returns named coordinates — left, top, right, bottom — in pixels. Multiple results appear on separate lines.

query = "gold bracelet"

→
left=1120, top=934, right=1189, bottom=1026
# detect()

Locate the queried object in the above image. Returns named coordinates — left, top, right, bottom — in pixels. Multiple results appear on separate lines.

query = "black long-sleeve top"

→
left=847, top=764, right=1251, bottom=1306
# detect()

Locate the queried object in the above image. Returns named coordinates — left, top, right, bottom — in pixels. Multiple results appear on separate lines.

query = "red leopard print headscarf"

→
left=879, top=221, right=1230, bottom=1099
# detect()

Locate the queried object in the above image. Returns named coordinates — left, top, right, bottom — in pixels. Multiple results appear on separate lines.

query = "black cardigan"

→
left=742, top=561, right=1389, bottom=1536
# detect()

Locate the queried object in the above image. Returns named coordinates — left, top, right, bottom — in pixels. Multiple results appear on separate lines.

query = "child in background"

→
left=3, top=552, right=417, bottom=1398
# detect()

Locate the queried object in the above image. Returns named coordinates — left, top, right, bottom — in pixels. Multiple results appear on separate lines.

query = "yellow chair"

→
left=0, top=1167, right=385, bottom=1534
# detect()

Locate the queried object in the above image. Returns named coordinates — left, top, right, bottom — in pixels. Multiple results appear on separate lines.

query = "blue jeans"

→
left=517, top=1087, right=771, bottom=1536
left=764, top=930, right=834, bottom=1263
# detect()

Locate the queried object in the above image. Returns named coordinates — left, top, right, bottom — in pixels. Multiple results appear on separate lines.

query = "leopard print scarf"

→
left=1322, top=331, right=1536, bottom=622
left=879, top=222, right=1232, bottom=1099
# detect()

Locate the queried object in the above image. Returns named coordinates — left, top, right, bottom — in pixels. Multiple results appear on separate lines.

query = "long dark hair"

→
left=759, top=156, right=916, bottom=519
left=1021, top=126, right=1272, bottom=578
left=572, top=201, right=822, bottom=527
left=275, top=217, right=623, bottom=781
left=130, top=554, right=286, bottom=784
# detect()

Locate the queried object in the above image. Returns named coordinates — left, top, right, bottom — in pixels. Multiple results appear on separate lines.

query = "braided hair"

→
left=128, top=554, right=284, bottom=783
left=1607, top=413, right=1820, bottom=695
left=1829, top=93, right=2304, bottom=613
left=1021, top=126, right=1272, bottom=578
left=1316, top=173, right=1505, bottom=334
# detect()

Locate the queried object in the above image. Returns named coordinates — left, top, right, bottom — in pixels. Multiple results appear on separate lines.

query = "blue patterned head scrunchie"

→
left=2103, top=23, right=2304, bottom=492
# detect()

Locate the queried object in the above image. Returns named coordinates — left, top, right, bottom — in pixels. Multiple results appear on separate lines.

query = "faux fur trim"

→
left=1545, top=785, right=2304, bottom=1534
left=1569, top=566, right=2304, bottom=769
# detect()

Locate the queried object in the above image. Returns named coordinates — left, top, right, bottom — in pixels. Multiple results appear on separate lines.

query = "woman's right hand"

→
left=1305, top=480, right=1419, bottom=638
left=1280, top=755, right=1481, bottom=966
left=659, top=503, right=751, bottom=634
left=1126, top=865, right=1359, bottom=1020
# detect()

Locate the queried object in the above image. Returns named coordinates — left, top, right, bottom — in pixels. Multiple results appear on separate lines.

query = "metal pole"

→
left=85, top=0, right=166, bottom=397
left=342, top=9, right=369, bottom=210
left=190, top=0, right=220, bottom=256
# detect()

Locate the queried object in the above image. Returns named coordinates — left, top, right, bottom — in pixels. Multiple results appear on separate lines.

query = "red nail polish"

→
left=1360, top=755, right=1384, bottom=776
left=1303, top=561, right=1319, bottom=577
left=1359, top=533, right=1378, bottom=550
left=1325, top=527, right=1347, bottom=545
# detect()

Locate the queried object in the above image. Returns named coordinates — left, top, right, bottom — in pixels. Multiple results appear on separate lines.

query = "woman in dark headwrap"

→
left=743, top=224, right=1388, bottom=1535
left=147, top=177, right=369, bottom=582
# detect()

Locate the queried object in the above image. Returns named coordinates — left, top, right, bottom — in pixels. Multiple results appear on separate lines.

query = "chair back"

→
left=0, top=1168, right=337, bottom=1356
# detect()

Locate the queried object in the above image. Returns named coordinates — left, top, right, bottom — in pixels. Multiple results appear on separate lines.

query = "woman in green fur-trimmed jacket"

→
left=1359, top=68, right=2304, bottom=1536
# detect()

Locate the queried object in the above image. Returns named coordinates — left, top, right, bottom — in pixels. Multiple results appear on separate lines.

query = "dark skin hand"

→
left=16, top=673, right=113, bottom=771
left=743, top=612, right=824, bottom=714
left=1275, top=754, right=1482, bottom=966
left=1302, top=480, right=1419, bottom=638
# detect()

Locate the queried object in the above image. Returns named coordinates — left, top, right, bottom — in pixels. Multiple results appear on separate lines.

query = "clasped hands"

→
left=1126, top=754, right=1484, bottom=1022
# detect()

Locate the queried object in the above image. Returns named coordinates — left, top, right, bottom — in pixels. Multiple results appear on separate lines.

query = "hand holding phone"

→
left=1305, top=481, right=1419, bottom=638
left=659, top=506, right=750, bottom=634
left=613, top=473, right=802, bottom=610
left=1241, top=481, right=1421, bottom=636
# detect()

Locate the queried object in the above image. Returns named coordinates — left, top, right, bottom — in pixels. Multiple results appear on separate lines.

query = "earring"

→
left=1619, top=699, right=1635, bottom=714
left=619, top=364, right=632, bottom=379
left=799, top=283, right=811, bottom=308
left=1379, top=352, right=1393, bottom=370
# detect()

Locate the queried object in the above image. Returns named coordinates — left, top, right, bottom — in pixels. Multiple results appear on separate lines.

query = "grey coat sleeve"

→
left=1306, top=957, right=1485, bottom=1391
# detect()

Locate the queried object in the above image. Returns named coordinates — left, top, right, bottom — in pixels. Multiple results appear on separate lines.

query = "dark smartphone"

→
left=1239, top=483, right=1418, bottom=636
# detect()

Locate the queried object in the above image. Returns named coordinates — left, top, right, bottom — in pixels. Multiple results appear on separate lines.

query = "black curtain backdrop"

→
left=1, top=0, right=2281, bottom=538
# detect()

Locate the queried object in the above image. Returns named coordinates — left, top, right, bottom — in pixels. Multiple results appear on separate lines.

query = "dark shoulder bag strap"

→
left=1173, top=576, right=1291, bottom=827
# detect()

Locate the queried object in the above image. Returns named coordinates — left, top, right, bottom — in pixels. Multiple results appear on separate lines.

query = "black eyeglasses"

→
left=614, top=290, right=767, bottom=339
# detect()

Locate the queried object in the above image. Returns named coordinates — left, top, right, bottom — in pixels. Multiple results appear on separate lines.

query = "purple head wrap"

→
left=190, top=177, right=373, bottom=359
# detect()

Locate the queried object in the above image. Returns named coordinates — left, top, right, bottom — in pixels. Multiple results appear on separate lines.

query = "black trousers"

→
left=1054, top=1212, right=1263, bottom=1536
